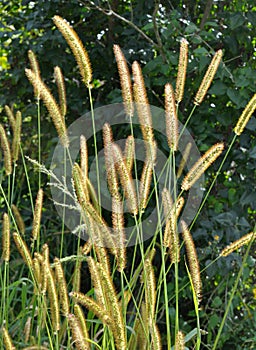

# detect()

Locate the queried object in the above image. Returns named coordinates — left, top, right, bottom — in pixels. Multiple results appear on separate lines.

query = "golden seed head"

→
left=4, top=105, right=16, bottom=131
left=80, top=135, right=88, bottom=179
left=113, top=44, right=134, bottom=117
left=2, top=326, right=16, bottom=350
left=220, top=231, right=255, bottom=257
left=234, top=93, right=256, bottom=135
left=177, top=142, right=192, bottom=179
left=165, top=83, right=179, bottom=151
left=32, top=188, right=43, bottom=241
left=12, top=110, right=22, bottom=163
left=181, top=220, right=202, bottom=303
left=54, top=66, right=67, bottom=117
left=175, top=330, right=185, bottom=350
left=175, top=38, right=188, bottom=103
left=124, top=135, right=135, bottom=174
left=54, top=257, right=70, bottom=317
left=53, top=15, right=92, bottom=86
left=25, top=68, right=69, bottom=147
left=11, top=204, right=25, bottom=235
left=13, top=232, right=33, bottom=268
left=0, top=124, right=12, bottom=175
left=2, top=213, right=10, bottom=262
left=28, top=50, right=41, bottom=98
left=194, top=49, right=223, bottom=105
left=181, top=142, right=224, bottom=191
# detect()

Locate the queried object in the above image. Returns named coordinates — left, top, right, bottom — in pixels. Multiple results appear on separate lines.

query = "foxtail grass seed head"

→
left=220, top=231, right=255, bottom=257
left=54, top=66, right=67, bottom=117
left=13, top=232, right=33, bottom=268
left=177, top=142, right=192, bottom=179
left=87, top=256, right=106, bottom=307
left=2, top=326, right=16, bottom=350
left=72, top=162, right=89, bottom=202
left=25, top=68, right=69, bottom=147
left=46, top=264, right=60, bottom=332
left=181, top=220, right=202, bottom=303
left=194, top=49, right=223, bottom=105
left=4, top=105, right=16, bottom=131
left=32, top=256, right=42, bottom=292
left=12, top=110, right=22, bottom=162
left=112, top=197, right=126, bottom=271
left=0, top=124, right=12, bottom=175
left=103, top=123, right=120, bottom=201
left=80, top=135, right=88, bottom=179
left=144, top=254, right=156, bottom=316
left=165, top=83, right=178, bottom=151
left=72, top=250, right=82, bottom=293
left=234, top=93, right=256, bottom=135
left=132, top=61, right=155, bottom=150
left=53, top=15, right=92, bottom=87
left=162, top=188, right=173, bottom=220
left=11, top=204, right=25, bottom=235
left=32, top=189, right=43, bottom=241
left=175, top=38, right=188, bottom=103
left=24, top=316, right=32, bottom=343
left=2, top=213, right=10, bottom=262
left=139, top=161, right=153, bottom=212
left=112, top=143, right=138, bottom=215
left=70, top=291, right=114, bottom=327
left=54, top=257, right=70, bottom=317
left=181, top=142, right=224, bottom=191
left=74, top=304, right=90, bottom=346
left=175, top=330, right=185, bottom=350
left=68, top=314, right=90, bottom=350
left=151, top=322, right=162, bottom=350
left=124, top=135, right=135, bottom=174
left=28, top=50, right=41, bottom=97
left=113, top=44, right=134, bottom=117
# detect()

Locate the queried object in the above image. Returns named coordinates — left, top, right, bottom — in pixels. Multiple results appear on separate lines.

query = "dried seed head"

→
left=80, top=135, right=88, bottom=179
left=220, top=231, right=255, bottom=257
left=4, top=105, right=16, bottom=132
left=181, top=143, right=224, bottom=191
left=113, top=44, right=134, bottom=117
left=2, top=213, right=10, bottom=262
left=53, top=15, right=92, bottom=86
left=68, top=313, right=90, bottom=350
left=194, top=49, right=223, bottom=105
left=112, top=143, right=138, bottom=215
left=46, top=264, right=60, bottom=332
left=2, top=326, right=16, bottom=350
left=175, top=330, right=185, bottom=350
left=139, top=161, right=153, bottom=212
left=54, top=66, right=67, bottom=117
left=54, top=257, right=70, bottom=317
left=234, top=93, right=256, bottom=135
left=73, top=304, right=90, bottom=346
left=112, top=197, right=126, bottom=271
left=13, top=232, right=33, bottom=268
left=124, top=135, right=135, bottom=174
left=11, top=204, right=25, bottom=235
left=181, top=220, right=202, bottom=303
left=25, top=68, right=69, bottom=147
left=0, top=124, right=12, bottom=175
left=32, top=189, right=43, bottom=241
left=28, top=50, right=41, bottom=97
left=12, top=110, right=22, bottom=163
left=175, top=38, right=188, bottom=103
left=165, top=83, right=179, bottom=151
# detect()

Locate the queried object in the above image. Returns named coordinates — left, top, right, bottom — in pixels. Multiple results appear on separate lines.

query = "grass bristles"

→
left=11, top=110, right=22, bottom=163
left=112, top=196, right=126, bottom=271
left=181, top=220, right=202, bottom=303
left=124, top=135, right=135, bottom=174
left=87, top=256, right=106, bottom=307
left=80, top=135, right=88, bottom=179
left=112, top=143, right=138, bottom=215
left=113, top=44, right=134, bottom=117
left=4, top=105, right=16, bottom=132
left=175, top=38, right=188, bottom=103
left=53, top=15, right=92, bottom=87
left=13, top=232, right=33, bottom=268
left=0, top=124, right=12, bottom=176
left=175, top=330, right=185, bottom=350
left=234, top=93, right=256, bottom=135
left=194, top=49, right=223, bottom=105
left=165, top=83, right=179, bottom=151
left=46, top=263, right=60, bottom=333
left=181, top=142, right=224, bottom=191
left=2, top=213, right=10, bottom=262
left=31, top=189, right=43, bottom=241
left=11, top=204, right=26, bottom=235
left=68, top=314, right=90, bottom=350
left=28, top=50, right=41, bottom=97
left=73, top=304, right=90, bottom=346
left=220, top=231, right=255, bottom=257
left=25, top=68, right=69, bottom=147
left=54, top=258, right=70, bottom=317
left=54, top=66, right=67, bottom=118
left=2, top=326, right=16, bottom=350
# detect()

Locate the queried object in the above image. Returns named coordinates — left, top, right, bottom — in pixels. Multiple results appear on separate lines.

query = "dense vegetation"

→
left=0, top=1, right=255, bottom=349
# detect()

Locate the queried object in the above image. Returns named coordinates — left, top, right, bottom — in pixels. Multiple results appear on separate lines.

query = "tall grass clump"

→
left=0, top=15, right=255, bottom=350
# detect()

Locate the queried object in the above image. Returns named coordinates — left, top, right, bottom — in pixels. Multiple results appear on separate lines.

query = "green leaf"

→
left=209, top=81, right=227, bottom=95
left=230, top=13, right=245, bottom=30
